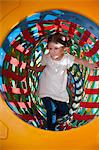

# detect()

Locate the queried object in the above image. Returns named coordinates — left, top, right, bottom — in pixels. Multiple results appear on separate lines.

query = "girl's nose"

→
left=53, top=49, right=57, bottom=52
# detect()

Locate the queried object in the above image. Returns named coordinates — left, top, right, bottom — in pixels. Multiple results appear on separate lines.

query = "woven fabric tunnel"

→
left=0, top=10, right=99, bottom=131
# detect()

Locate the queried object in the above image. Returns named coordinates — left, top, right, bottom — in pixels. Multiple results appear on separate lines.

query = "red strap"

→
left=68, top=22, right=77, bottom=38
left=73, top=113, right=95, bottom=121
left=85, top=88, right=99, bottom=94
left=22, top=29, right=37, bottom=44
left=88, top=75, right=99, bottom=81
left=2, top=68, right=27, bottom=81
left=84, top=40, right=99, bottom=57
left=79, top=30, right=91, bottom=46
left=80, top=102, right=99, bottom=108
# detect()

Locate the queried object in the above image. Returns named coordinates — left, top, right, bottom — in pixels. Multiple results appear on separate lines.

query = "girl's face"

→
left=47, top=42, right=65, bottom=60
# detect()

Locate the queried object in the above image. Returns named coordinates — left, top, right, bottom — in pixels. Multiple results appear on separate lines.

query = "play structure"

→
left=0, top=0, right=99, bottom=150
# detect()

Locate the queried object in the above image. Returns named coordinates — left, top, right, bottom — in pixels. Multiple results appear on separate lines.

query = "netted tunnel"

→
left=0, top=10, right=99, bottom=131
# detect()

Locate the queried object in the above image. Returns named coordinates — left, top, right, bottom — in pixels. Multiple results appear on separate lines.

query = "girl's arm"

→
left=74, top=57, right=98, bottom=70
left=26, top=64, right=46, bottom=72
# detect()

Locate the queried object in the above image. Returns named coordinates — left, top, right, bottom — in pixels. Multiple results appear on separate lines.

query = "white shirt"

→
left=38, top=53, right=75, bottom=103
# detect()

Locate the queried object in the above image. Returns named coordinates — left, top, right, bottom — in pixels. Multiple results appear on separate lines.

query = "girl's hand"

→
left=87, top=63, right=99, bottom=70
left=74, top=57, right=99, bottom=70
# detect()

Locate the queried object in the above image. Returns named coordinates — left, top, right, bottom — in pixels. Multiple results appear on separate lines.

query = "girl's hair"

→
left=48, top=33, right=72, bottom=47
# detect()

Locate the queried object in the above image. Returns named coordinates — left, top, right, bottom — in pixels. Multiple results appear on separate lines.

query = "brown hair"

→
left=48, top=33, right=72, bottom=47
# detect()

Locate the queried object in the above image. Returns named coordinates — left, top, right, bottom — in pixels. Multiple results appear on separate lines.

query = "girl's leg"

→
left=55, top=101, right=69, bottom=118
left=42, top=97, right=56, bottom=131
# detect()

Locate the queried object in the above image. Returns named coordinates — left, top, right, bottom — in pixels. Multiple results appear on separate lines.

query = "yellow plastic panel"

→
left=0, top=0, right=99, bottom=150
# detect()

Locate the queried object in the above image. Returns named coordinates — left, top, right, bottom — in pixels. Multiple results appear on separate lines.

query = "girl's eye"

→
left=49, top=48, right=52, bottom=50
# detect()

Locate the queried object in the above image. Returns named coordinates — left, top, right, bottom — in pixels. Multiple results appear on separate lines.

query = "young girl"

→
left=27, top=33, right=98, bottom=131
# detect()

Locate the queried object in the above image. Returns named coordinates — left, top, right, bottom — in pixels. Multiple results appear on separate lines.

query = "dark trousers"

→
left=42, top=97, right=69, bottom=131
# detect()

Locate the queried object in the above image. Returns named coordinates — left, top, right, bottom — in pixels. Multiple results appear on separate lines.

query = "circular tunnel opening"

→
left=1, top=10, right=99, bottom=131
